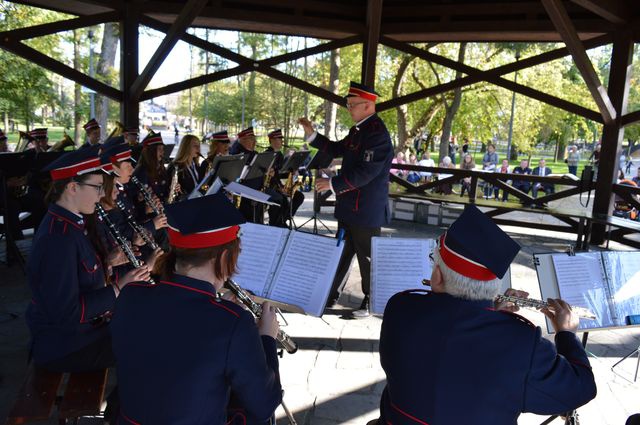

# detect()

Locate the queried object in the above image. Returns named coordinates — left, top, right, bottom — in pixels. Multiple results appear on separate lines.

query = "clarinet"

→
left=115, top=199, right=159, bottom=250
left=130, top=175, right=163, bottom=216
left=225, top=279, right=298, bottom=354
left=494, top=294, right=596, bottom=320
left=95, top=203, right=155, bottom=285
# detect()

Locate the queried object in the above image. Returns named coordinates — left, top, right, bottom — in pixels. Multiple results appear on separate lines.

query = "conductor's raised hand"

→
left=257, top=301, right=280, bottom=339
left=297, top=117, right=315, bottom=138
left=541, top=298, right=579, bottom=333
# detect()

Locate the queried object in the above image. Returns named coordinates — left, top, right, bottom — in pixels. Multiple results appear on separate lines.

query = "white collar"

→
left=354, top=113, right=375, bottom=130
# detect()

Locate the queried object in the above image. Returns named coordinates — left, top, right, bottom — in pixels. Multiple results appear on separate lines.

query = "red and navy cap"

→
left=141, top=132, right=164, bottom=147
left=438, top=205, right=520, bottom=280
left=124, top=127, right=139, bottom=136
left=211, top=130, right=230, bottom=143
left=268, top=129, right=283, bottom=139
left=100, top=144, right=133, bottom=172
left=83, top=118, right=100, bottom=131
left=44, top=146, right=104, bottom=181
left=164, top=192, right=246, bottom=249
left=237, top=127, right=255, bottom=138
left=29, top=128, right=48, bottom=140
left=346, top=81, right=379, bottom=102
left=0, top=130, right=7, bottom=141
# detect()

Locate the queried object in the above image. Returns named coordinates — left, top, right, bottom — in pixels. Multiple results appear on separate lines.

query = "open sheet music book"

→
left=233, top=223, right=345, bottom=316
left=371, top=237, right=512, bottom=315
left=535, top=251, right=640, bottom=331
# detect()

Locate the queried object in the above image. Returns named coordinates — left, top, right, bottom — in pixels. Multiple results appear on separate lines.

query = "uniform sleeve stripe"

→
left=390, top=402, right=430, bottom=425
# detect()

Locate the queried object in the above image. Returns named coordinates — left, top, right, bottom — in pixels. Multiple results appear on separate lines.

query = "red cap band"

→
left=143, top=135, right=163, bottom=147
left=348, top=87, right=377, bottom=102
left=50, top=158, right=102, bottom=181
left=438, top=234, right=497, bottom=281
left=111, top=150, right=132, bottom=163
left=168, top=225, right=240, bottom=248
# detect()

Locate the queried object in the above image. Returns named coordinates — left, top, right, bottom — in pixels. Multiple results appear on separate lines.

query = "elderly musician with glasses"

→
left=298, top=81, right=393, bottom=318
left=376, top=205, right=597, bottom=425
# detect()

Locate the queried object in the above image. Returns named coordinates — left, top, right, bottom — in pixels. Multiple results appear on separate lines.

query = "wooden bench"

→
left=5, top=363, right=108, bottom=425
left=586, top=213, right=640, bottom=249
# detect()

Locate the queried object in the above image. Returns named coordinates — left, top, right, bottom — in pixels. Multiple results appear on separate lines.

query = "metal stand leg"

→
left=611, top=345, right=640, bottom=382
left=280, top=398, right=298, bottom=425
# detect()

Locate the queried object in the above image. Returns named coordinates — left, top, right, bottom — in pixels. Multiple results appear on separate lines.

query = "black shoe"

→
left=352, top=295, right=370, bottom=318
left=326, top=296, right=339, bottom=309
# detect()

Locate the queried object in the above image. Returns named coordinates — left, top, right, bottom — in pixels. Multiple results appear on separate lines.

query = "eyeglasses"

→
left=345, top=102, right=367, bottom=110
left=77, top=182, right=104, bottom=194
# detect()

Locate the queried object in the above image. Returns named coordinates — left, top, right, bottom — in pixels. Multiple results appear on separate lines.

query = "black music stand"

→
left=240, top=152, right=277, bottom=223
left=298, top=151, right=334, bottom=235
left=279, top=151, right=310, bottom=230
left=213, top=154, right=248, bottom=185
left=0, top=152, right=36, bottom=269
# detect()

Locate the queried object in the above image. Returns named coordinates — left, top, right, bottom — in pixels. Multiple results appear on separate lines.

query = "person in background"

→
left=494, top=159, right=511, bottom=201
left=512, top=159, right=532, bottom=200
left=83, top=118, right=101, bottom=146
left=566, top=145, right=580, bottom=176
left=459, top=153, right=475, bottom=197
left=531, top=158, right=554, bottom=199
left=436, top=156, right=455, bottom=195
left=418, top=151, right=435, bottom=182
left=482, top=143, right=499, bottom=198
left=406, top=153, right=421, bottom=183
left=391, top=151, right=406, bottom=178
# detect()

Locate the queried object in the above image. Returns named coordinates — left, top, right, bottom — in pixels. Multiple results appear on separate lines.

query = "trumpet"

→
left=115, top=199, right=159, bottom=250
left=225, top=279, right=298, bottom=354
left=130, top=175, right=163, bottom=215
left=494, top=294, right=596, bottom=320
left=95, top=203, right=155, bottom=285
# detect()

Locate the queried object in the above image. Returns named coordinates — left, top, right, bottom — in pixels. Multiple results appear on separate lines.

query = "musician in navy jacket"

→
left=299, top=82, right=393, bottom=317
left=110, top=192, right=282, bottom=424
left=26, top=148, right=149, bottom=371
left=377, top=205, right=597, bottom=425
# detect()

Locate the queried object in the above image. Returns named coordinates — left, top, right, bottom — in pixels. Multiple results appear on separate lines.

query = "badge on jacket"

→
left=364, top=150, right=374, bottom=162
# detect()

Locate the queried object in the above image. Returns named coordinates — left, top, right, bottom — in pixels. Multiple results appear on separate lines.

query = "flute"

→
left=130, top=175, right=163, bottom=215
left=115, top=199, right=159, bottom=250
left=95, top=203, right=155, bottom=285
left=225, top=279, right=298, bottom=354
left=494, top=294, right=596, bottom=320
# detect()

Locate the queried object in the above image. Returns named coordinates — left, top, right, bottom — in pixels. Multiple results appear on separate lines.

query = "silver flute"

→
left=115, top=199, right=159, bottom=250
left=95, top=203, right=155, bottom=285
left=494, top=294, right=596, bottom=320
left=225, top=279, right=298, bottom=354
left=130, top=175, right=163, bottom=216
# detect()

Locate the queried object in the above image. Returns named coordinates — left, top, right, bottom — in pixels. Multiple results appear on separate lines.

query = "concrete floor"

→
left=1, top=193, right=640, bottom=424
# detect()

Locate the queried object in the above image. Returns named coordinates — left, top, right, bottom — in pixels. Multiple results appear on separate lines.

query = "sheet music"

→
left=371, top=237, right=434, bottom=315
left=269, top=231, right=344, bottom=317
left=234, top=223, right=289, bottom=296
left=224, top=182, right=279, bottom=206
left=552, top=253, right=614, bottom=329
left=607, top=251, right=640, bottom=324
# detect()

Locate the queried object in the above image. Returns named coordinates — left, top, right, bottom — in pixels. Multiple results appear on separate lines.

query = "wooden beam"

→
left=0, top=39, right=122, bottom=101
left=0, top=12, right=120, bottom=41
left=621, top=110, right=640, bottom=127
left=141, top=65, right=251, bottom=101
left=569, top=0, right=629, bottom=24
left=542, top=0, right=617, bottom=124
left=591, top=31, right=634, bottom=244
left=130, top=0, right=210, bottom=101
left=120, top=1, right=139, bottom=126
left=361, top=0, right=382, bottom=87
left=380, top=36, right=603, bottom=122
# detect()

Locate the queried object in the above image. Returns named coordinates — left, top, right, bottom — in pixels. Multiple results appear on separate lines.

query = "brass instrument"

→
left=167, top=165, right=180, bottom=204
left=282, top=171, right=302, bottom=198
left=494, top=294, right=596, bottom=320
left=15, top=131, right=32, bottom=152
left=50, top=131, right=76, bottom=152
left=105, top=121, right=124, bottom=140
left=95, top=203, right=155, bottom=285
left=225, top=278, right=298, bottom=354
left=130, top=175, right=163, bottom=216
left=199, top=153, right=212, bottom=192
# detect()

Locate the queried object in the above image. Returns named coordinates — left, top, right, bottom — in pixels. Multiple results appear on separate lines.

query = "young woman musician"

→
left=111, top=193, right=282, bottom=424
left=199, top=130, right=231, bottom=177
left=132, top=133, right=170, bottom=211
left=167, top=134, right=202, bottom=200
left=26, top=148, right=149, bottom=373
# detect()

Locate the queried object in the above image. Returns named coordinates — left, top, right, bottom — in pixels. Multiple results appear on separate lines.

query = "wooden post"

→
left=361, top=0, right=382, bottom=88
left=590, top=31, right=634, bottom=245
left=120, top=3, right=139, bottom=127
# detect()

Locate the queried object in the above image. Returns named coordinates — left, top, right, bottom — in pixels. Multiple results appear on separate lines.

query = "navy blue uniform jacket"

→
left=379, top=291, right=596, bottom=425
left=310, top=114, right=393, bottom=227
left=26, top=204, right=116, bottom=365
left=110, top=274, right=282, bottom=424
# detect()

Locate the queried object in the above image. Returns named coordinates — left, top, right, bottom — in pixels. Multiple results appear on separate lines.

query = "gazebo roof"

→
left=12, top=0, right=640, bottom=42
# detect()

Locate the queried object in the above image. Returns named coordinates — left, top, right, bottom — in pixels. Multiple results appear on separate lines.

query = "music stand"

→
left=298, top=151, right=334, bottom=235
left=238, top=152, right=276, bottom=223
left=0, top=151, right=36, bottom=269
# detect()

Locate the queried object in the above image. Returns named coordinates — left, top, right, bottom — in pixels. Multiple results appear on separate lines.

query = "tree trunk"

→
left=392, top=55, right=414, bottom=148
left=3, top=111, right=8, bottom=135
left=439, top=42, right=467, bottom=163
left=73, top=30, right=83, bottom=143
left=95, top=23, right=119, bottom=132
left=323, top=49, right=340, bottom=139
